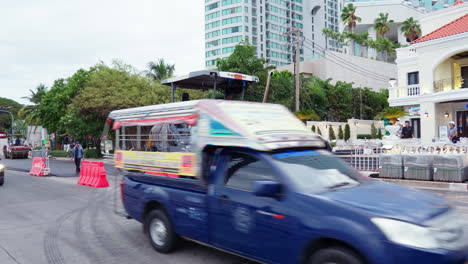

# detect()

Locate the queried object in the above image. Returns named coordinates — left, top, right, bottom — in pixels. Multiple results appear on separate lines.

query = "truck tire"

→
left=145, top=210, right=179, bottom=253
left=308, top=247, right=364, bottom=264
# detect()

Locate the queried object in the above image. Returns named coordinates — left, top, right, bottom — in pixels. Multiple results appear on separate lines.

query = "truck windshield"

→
left=271, top=150, right=367, bottom=194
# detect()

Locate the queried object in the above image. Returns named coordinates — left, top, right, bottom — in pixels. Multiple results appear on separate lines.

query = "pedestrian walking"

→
left=448, top=121, right=459, bottom=143
left=72, top=142, right=84, bottom=173
left=401, top=121, right=414, bottom=139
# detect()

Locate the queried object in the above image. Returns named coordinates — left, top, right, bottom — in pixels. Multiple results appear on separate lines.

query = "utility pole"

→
left=285, top=28, right=302, bottom=112
left=263, top=70, right=274, bottom=103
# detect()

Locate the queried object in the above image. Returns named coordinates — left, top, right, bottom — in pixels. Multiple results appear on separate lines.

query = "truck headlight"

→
left=371, top=218, right=438, bottom=249
left=0, top=164, right=4, bottom=170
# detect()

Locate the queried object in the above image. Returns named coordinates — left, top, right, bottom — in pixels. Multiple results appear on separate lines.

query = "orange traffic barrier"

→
left=77, top=161, right=109, bottom=188
left=30, top=157, right=48, bottom=177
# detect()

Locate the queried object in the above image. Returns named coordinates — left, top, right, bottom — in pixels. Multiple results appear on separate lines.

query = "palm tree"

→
left=341, top=3, right=362, bottom=55
left=401, top=17, right=421, bottom=42
left=22, top=84, right=47, bottom=104
left=341, top=3, right=361, bottom=32
left=294, top=109, right=320, bottom=124
left=146, top=59, right=176, bottom=81
left=18, top=84, right=47, bottom=135
left=374, top=13, right=394, bottom=37
left=375, top=107, right=408, bottom=125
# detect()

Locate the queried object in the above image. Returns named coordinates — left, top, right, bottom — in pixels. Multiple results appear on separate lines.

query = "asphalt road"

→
left=0, top=170, right=467, bottom=264
left=0, top=170, right=246, bottom=264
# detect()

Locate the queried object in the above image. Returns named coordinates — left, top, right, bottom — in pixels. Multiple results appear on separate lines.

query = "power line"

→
left=301, top=43, right=389, bottom=82
left=303, top=38, right=394, bottom=81
left=303, top=41, right=390, bottom=81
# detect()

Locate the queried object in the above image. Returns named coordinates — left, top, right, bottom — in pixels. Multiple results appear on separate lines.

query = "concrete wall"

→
left=307, top=119, right=384, bottom=141
left=278, top=51, right=397, bottom=91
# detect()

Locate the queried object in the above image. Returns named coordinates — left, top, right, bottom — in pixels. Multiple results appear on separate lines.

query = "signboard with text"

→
left=115, top=151, right=197, bottom=177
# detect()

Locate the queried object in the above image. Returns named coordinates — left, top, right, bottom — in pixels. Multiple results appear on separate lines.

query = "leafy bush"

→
left=328, top=126, right=336, bottom=140
left=84, top=149, right=103, bottom=159
left=109, top=150, right=115, bottom=154
left=357, top=134, right=372, bottom=139
left=338, top=125, right=344, bottom=140
left=330, top=142, right=337, bottom=147
left=344, top=124, right=351, bottom=141
left=34, top=146, right=42, bottom=150
left=50, top=150, right=69, bottom=158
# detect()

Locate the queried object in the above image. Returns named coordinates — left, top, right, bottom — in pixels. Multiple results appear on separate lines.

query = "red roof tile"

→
left=411, top=13, right=468, bottom=44
left=453, top=0, right=465, bottom=6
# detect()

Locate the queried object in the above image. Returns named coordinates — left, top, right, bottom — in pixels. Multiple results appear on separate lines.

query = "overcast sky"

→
left=0, top=0, right=204, bottom=104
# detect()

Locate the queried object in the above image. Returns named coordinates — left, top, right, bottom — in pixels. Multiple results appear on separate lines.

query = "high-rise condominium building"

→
left=204, top=0, right=306, bottom=67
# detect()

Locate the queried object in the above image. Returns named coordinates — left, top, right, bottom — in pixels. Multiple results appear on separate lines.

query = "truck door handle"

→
left=217, top=195, right=230, bottom=201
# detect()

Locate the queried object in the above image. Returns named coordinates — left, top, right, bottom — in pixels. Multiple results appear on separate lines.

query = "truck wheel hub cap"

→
left=150, top=219, right=167, bottom=246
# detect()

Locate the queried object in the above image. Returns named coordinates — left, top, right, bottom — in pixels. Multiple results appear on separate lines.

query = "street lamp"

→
left=0, top=109, right=14, bottom=135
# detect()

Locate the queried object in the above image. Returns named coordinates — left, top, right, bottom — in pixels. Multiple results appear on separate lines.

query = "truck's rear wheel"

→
left=145, top=210, right=179, bottom=253
left=308, top=247, right=364, bottom=264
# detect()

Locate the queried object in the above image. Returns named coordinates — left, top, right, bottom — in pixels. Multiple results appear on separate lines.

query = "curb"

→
left=375, top=178, right=468, bottom=192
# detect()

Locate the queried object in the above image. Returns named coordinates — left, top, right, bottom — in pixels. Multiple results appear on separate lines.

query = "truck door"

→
left=209, top=150, right=292, bottom=263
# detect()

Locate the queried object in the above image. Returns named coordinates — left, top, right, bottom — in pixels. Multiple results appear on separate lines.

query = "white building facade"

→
left=389, top=3, right=468, bottom=142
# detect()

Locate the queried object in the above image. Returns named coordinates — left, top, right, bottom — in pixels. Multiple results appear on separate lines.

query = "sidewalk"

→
left=376, top=178, right=468, bottom=192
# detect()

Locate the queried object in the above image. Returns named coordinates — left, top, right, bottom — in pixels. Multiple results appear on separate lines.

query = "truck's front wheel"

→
left=146, top=210, right=179, bottom=253
left=308, top=247, right=364, bottom=264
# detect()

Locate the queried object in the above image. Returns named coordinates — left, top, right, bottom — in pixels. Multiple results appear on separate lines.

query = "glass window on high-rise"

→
left=206, top=2, right=219, bottom=11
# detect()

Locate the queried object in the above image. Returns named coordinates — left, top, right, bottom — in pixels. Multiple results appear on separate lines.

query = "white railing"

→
left=389, top=84, right=421, bottom=99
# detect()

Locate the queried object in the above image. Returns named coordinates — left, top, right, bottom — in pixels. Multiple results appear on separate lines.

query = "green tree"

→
left=341, top=3, right=361, bottom=32
left=338, top=125, right=344, bottom=140
left=326, top=81, right=353, bottom=122
left=0, top=97, right=22, bottom=133
left=344, top=124, right=351, bottom=141
left=401, top=17, right=421, bottom=42
left=341, top=3, right=362, bottom=55
left=18, top=84, right=48, bottom=127
left=13, top=119, right=28, bottom=137
left=146, top=59, right=175, bottom=81
left=269, top=71, right=294, bottom=109
left=216, top=40, right=275, bottom=101
left=39, top=68, right=96, bottom=133
left=374, top=13, right=394, bottom=37
left=328, top=126, right=336, bottom=140
left=371, top=122, right=377, bottom=139
left=68, top=63, right=174, bottom=150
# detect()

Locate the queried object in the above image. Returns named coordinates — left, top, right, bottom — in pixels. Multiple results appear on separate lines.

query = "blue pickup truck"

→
left=121, top=148, right=468, bottom=264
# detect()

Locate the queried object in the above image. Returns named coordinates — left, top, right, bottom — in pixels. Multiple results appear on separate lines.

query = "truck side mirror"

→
left=253, top=180, right=282, bottom=198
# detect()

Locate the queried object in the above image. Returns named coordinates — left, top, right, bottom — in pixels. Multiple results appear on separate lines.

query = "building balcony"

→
left=434, top=76, right=466, bottom=92
left=389, top=84, right=421, bottom=99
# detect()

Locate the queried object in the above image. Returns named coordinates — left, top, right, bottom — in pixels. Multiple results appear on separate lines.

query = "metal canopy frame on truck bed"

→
left=162, top=71, right=259, bottom=102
